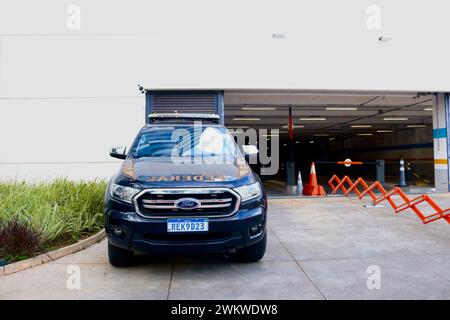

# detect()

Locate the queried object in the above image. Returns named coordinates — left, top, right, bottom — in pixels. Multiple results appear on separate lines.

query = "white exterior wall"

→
left=0, top=98, right=144, bottom=181
left=1, top=0, right=450, bottom=181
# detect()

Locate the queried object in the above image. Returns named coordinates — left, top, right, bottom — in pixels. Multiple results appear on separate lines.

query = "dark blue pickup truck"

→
left=104, top=113, right=267, bottom=266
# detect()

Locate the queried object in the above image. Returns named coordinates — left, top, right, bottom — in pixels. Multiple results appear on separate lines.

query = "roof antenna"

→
left=138, top=84, right=145, bottom=94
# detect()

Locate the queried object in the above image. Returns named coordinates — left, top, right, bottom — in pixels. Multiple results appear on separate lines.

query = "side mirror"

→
left=110, top=146, right=127, bottom=160
left=242, top=145, right=258, bottom=164
left=242, top=145, right=259, bottom=156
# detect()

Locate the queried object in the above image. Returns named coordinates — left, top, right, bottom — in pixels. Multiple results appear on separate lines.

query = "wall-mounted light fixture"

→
left=272, top=33, right=287, bottom=39
left=378, top=36, right=392, bottom=42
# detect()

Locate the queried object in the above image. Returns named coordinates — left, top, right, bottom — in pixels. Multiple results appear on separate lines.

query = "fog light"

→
left=111, top=226, right=124, bottom=237
left=249, top=224, right=262, bottom=237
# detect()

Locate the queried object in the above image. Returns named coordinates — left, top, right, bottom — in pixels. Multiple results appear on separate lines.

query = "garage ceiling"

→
left=224, top=90, right=433, bottom=139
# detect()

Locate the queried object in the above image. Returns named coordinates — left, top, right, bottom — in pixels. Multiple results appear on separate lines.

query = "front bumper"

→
left=105, top=205, right=266, bottom=253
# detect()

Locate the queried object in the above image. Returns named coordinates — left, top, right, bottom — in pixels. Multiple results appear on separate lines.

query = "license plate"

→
left=167, top=218, right=209, bottom=233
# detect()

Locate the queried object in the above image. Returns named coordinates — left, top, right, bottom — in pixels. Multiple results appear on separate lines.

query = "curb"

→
left=0, top=229, right=106, bottom=277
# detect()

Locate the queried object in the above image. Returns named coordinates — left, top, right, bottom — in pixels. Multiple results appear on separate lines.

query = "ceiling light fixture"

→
left=376, top=130, right=393, bottom=133
left=424, top=108, right=433, bottom=111
left=282, top=125, right=305, bottom=128
left=241, top=107, right=277, bottom=111
left=351, top=125, right=372, bottom=128
left=357, top=133, right=373, bottom=136
left=407, top=125, right=427, bottom=128
left=227, top=126, right=250, bottom=129
left=325, top=107, right=358, bottom=111
left=383, top=117, right=408, bottom=121
left=299, top=117, right=326, bottom=121
left=232, top=118, right=261, bottom=121
left=314, top=134, right=330, bottom=137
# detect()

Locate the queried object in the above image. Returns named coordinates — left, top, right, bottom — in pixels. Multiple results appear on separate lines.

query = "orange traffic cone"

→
left=302, top=162, right=326, bottom=196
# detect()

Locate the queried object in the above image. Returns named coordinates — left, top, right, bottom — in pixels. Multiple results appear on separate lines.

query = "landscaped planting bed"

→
left=0, top=179, right=107, bottom=263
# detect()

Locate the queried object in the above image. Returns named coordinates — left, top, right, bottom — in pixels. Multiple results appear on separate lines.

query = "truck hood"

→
left=116, top=157, right=255, bottom=188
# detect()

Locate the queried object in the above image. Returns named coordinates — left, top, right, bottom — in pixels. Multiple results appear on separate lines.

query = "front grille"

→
left=134, top=188, right=240, bottom=218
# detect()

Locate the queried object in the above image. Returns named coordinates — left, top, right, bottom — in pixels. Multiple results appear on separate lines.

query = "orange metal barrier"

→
left=328, top=175, right=450, bottom=225
left=336, top=161, right=363, bottom=165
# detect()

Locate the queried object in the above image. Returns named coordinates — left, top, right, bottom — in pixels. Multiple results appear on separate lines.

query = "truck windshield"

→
left=129, top=125, right=241, bottom=161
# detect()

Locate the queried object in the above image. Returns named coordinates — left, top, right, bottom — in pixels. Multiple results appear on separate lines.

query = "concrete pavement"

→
left=1, top=195, right=450, bottom=299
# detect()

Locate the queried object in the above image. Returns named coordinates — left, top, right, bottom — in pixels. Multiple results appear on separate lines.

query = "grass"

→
left=0, top=179, right=107, bottom=262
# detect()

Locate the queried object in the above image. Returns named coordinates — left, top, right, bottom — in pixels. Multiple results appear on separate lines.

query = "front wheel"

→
left=108, top=242, right=134, bottom=267
left=233, top=233, right=267, bottom=262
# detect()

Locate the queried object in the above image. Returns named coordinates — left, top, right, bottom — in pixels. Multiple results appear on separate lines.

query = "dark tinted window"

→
left=129, top=125, right=240, bottom=160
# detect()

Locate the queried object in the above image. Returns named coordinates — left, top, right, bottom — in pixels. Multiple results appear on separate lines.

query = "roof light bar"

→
left=148, top=113, right=220, bottom=123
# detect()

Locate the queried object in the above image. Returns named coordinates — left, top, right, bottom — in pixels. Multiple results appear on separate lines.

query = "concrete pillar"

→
left=432, top=93, right=449, bottom=192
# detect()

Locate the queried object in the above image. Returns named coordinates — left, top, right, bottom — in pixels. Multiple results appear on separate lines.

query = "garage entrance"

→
left=224, top=90, right=435, bottom=197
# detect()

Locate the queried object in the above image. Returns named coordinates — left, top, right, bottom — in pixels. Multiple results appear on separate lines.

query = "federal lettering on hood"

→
left=143, top=175, right=226, bottom=182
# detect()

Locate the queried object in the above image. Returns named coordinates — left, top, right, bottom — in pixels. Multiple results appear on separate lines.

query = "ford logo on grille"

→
left=174, top=198, right=201, bottom=210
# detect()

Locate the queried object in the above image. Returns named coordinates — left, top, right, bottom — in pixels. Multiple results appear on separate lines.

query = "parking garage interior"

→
left=224, top=90, right=435, bottom=197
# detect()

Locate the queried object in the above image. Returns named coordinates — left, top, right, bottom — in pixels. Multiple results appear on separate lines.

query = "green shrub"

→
left=0, top=179, right=107, bottom=260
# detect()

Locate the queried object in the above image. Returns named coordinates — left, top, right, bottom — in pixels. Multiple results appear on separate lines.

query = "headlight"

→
left=234, top=182, right=262, bottom=202
left=110, top=183, right=140, bottom=204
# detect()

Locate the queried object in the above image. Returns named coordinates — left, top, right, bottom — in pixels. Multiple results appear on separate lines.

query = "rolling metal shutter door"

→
left=145, top=91, right=224, bottom=124
left=152, top=93, right=217, bottom=114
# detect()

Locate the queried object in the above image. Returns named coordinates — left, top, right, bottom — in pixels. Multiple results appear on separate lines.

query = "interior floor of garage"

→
left=3, top=196, right=450, bottom=299
left=225, top=90, right=435, bottom=197
left=262, top=179, right=436, bottom=198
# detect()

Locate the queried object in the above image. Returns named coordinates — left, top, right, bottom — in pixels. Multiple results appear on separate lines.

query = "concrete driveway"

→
left=1, top=196, right=450, bottom=300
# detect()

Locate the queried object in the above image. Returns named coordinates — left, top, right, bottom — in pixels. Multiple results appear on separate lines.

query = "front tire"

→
left=233, top=233, right=267, bottom=262
left=108, top=242, right=134, bottom=267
